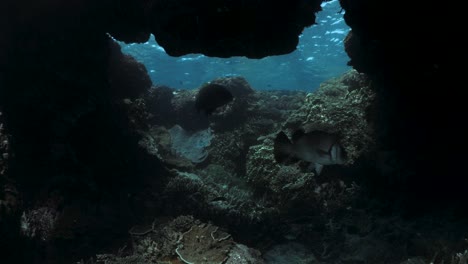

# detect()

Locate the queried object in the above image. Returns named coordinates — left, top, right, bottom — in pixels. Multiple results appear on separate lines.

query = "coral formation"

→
left=284, top=69, right=375, bottom=164
left=162, top=169, right=274, bottom=227
left=94, top=216, right=262, bottom=264
left=168, top=125, right=213, bottom=163
left=242, top=70, right=374, bottom=217
left=245, top=136, right=359, bottom=218
left=175, top=223, right=233, bottom=263
left=246, top=138, right=282, bottom=189
left=207, top=131, right=246, bottom=173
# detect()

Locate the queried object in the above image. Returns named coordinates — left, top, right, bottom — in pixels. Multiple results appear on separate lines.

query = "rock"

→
left=149, top=0, right=322, bottom=58
left=108, top=40, right=152, bottom=99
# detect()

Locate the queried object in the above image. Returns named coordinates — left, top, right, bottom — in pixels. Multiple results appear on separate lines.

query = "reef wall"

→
left=340, top=0, right=468, bottom=206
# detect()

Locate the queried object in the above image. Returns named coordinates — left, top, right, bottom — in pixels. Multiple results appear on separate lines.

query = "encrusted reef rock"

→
left=210, top=76, right=255, bottom=98
left=246, top=137, right=359, bottom=218
left=135, top=77, right=309, bottom=239
left=95, top=216, right=264, bottom=264
left=284, top=70, right=375, bottom=164
left=161, top=168, right=276, bottom=228
left=241, top=70, right=375, bottom=237
left=143, top=76, right=256, bottom=133
left=139, top=76, right=287, bottom=173
left=246, top=139, right=312, bottom=193
left=137, top=72, right=376, bottom=238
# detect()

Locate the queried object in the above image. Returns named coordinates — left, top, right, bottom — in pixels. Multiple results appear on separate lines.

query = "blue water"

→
left=119, top=0, right=350, bottom=91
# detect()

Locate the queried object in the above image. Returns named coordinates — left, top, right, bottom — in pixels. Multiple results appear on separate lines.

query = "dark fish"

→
left=274, top=129, right=345, bottom=175
left=195, top=83, right=233, bottom=115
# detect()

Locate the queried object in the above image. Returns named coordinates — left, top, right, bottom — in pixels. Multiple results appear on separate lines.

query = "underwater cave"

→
left=1, top=0, right=467, bottom=263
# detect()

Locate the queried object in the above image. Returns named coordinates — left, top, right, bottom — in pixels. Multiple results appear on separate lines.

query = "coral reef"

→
left=161, top=168, right=275, bottom=228
left=93, top=216, right=263, bottom=264
left=245, top=135, right=361, bottom=230
left=242, top=70, right=374, bottom=219
left=1, top=0, right=468, bottom=262
left=139, top=76, right=294, bottom=174
left=207, top=131, right=246, bottom=173
left=168, top=125, right=213, bottom=163
left=284, top=69, right=375, bottom=164
left=138, top=72, right=408, bottom=263
left=175, top=222, right=233, bottom=263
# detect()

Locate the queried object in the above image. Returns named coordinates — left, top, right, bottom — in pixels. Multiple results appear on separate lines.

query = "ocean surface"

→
left=119, top=0, right=350, bottom=91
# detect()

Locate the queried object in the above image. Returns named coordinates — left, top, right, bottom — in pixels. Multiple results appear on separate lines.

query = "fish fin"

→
left=291, top=129, right=306, bottom=143
left=330, top=144, right=339, bottom=163
left=274, top=131, right=293, bottom=163
left=307, top=163, right=323, bottom=175
left=315, top=163, right=324, bottom=175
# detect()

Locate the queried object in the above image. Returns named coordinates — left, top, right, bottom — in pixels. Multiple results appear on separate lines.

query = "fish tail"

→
left=274, top=131, right=294, bottom=163
left=331, top=143, right=345, bottom=164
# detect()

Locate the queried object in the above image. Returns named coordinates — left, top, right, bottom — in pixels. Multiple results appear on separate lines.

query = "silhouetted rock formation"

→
left=340, top=0, right=468, bottom=207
